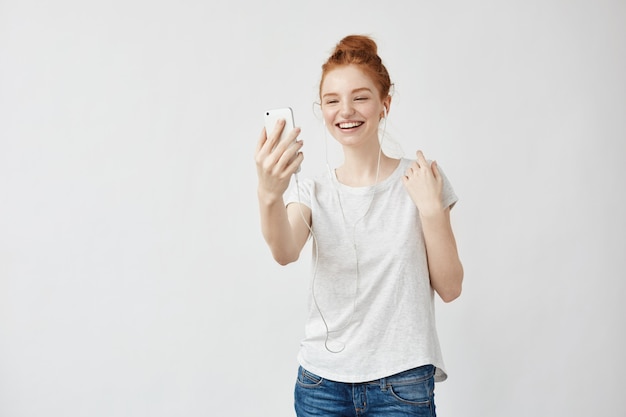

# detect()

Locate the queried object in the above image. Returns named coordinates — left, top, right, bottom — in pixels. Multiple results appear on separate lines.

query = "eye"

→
left=325, top=99, right=339, bottom=105
left=354, top=96, right=369, bottom=101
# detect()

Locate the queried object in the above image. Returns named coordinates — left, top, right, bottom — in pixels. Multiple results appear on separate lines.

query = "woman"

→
left=255, top=34, right=463, bottom=417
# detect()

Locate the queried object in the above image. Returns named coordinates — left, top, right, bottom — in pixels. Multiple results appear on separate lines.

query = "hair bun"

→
left=320, top=34, right=392, bottom=100
left=335, top=35, right=378, bottom=56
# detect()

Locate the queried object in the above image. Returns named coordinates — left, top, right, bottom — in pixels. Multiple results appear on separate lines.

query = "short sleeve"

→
left=437, top=164, right=458, bottom=210
left=284, top=175, right=314, bottom=209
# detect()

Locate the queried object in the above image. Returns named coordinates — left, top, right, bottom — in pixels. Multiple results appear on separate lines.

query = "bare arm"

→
left=402, top=151, right=463, bottom=302
left=254, top=119, right=309, bottom=265
left=419, top=207, right=463, bottom=302
left=257, top=195, right=312, bottom=265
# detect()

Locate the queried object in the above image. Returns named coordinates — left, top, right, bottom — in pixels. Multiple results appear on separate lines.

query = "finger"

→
left=285, top=139, right=304, bottom=165
left=287, top=150, right=305, bottom=174
left=270, top=137, right=301, bottom=174
left=284, top=126, right=302, bottom=146
left=283, top=138, right=303, bottom=158
left=267, top=118, right=286, bottom=149
left=273, top=126, right=302, bottom=157
left=416, top=150, right=428, bottom=167
left=256, top=127, right=268, bottom=155
left=431, top=160, right=440, bottom=179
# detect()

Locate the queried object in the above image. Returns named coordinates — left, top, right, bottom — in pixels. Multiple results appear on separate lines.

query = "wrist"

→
left=257, top=188, right=284, bottom=207
left=418, top=205, right=447, bottom=221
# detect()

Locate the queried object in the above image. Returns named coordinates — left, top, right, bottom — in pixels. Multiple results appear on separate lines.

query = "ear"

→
left=380, top=95, right=392, bottom=118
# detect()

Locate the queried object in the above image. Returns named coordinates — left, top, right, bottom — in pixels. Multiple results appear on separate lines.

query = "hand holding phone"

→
left=263, top=107, right=301, bottom=173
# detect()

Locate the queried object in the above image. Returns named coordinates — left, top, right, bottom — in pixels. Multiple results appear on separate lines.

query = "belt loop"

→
left=380, top=376, right=387, bottom=391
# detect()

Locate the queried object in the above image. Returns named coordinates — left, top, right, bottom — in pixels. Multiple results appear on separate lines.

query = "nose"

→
left=339, top=100, right=355, bottom=118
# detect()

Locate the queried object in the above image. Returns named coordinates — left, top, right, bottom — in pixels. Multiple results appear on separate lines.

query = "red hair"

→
left=320, top=35, right=392, bottom=100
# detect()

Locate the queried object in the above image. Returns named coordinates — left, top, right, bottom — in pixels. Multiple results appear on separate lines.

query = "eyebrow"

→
left=322, top=87, right=373, bottom=98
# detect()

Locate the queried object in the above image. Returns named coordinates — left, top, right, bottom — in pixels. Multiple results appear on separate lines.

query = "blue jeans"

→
left=294, top=365, right=436, bottom=417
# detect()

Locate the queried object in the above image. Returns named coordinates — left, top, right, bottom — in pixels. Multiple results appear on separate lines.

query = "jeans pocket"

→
left=387, top=367, right=435, bottom=405
left=389, top=380, right=432, bottom=405
left=296, top=366, right=324, bottom=388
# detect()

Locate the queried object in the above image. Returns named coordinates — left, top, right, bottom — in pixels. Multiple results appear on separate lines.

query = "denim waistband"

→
left=364, top=365, right=435, bottom=389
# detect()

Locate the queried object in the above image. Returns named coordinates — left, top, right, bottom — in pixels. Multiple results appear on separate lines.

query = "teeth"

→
left=338, top=122, right=363, bottom=129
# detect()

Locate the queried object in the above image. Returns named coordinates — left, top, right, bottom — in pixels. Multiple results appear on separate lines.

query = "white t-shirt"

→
left=285, top=158, right=458, bottom=383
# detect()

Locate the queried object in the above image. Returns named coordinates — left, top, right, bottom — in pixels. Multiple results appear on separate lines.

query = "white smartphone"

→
left=264, top=107, right=300, bottom=172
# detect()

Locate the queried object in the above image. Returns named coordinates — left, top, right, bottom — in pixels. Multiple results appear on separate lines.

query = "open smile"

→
left=337, top=121, right=364, bottom=129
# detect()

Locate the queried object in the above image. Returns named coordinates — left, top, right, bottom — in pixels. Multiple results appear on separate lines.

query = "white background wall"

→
left=1, top=0, right=625, bottom=416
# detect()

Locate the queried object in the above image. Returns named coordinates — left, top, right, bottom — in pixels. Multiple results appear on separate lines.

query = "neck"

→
left=336, top=146, right=397, bottom=187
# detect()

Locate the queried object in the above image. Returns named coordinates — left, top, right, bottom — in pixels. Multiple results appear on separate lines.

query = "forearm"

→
left=420, top=208, right=463, bottom=302
left=258, top=191, right=301, bottom=265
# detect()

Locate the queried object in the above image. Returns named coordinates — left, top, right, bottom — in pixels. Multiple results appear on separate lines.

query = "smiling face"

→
left=320, top=65, right=391, bottom=148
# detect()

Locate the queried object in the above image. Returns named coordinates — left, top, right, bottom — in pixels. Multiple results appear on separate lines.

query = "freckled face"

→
left=320, top=65, right=389, bottom=147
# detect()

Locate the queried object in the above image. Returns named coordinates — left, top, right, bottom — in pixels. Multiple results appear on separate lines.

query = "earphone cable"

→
left=294, top=111, right=388, bottom=353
